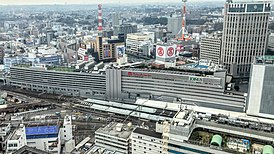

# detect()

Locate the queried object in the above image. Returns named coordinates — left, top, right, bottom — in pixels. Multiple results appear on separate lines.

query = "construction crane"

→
left=177, top=0, right=191, bottom=41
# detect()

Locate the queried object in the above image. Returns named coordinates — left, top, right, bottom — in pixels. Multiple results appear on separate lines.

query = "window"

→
left=64, top=135, right=66, bottom=138
left=64, top=130, right=66, bottom=133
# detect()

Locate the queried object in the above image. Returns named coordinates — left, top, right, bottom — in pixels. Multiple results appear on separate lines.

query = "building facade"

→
left=247, top=56, right=274, bottom=119
left=268, top=33, right=274, bottom=52
left=113, top=24, right=137, bottom=39
left=95, top=123, right=133, bottom=154
left=6, top=66, right=247, bottom=112
left=221, top=1, right=271, bottom=77
left=126, top=33, right=153, bottom=56
left=6, top=124, right=27, bottom=153
left=7, top=67, right=106, bottom=97
left=132, top=128, right=163, bottom=154
left=94, top=36, right=125, bottom=61
left=112, top=12, right=121, bottom=26
left=167, top=15, right=182, bottom=36
left=106, top=68, right=247, bottom=112
left=200, top=37, right=221, bottom=64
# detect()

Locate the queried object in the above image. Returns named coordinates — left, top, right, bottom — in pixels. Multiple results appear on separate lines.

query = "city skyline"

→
left=1, top=0, right=226, bottom=5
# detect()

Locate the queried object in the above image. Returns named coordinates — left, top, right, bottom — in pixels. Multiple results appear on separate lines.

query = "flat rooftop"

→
left=96, top=122, right=133, bottom=140
left=133, top=127, right=162, bottom=139
left=26, top=125, right=59, bottom=136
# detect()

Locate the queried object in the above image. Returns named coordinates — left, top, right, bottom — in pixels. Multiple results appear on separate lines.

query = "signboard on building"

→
left=189, top=76, right=203, bottom=82
left=116, top=45, right=125, bottom=58
left=104, top=46, right=111, bottom=58
left=84, top=55, right=89, bottom=61
left=156, top=46, right=165, bottom=57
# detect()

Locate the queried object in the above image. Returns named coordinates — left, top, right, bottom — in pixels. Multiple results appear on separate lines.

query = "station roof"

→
left=263, top=145, right=274, bottom=154
left=26, top=125, right=59, bottom=136
left=210, top=134, right=222, bottom=147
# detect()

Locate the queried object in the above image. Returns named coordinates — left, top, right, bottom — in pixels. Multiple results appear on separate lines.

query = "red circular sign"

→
left=167, top=47, right=174, bottom=57
left=157, top=47, right=164, bottom=56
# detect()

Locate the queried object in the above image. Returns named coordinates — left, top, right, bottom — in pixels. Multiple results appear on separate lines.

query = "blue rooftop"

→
left=26, top=126, right=59, bottom=136
left=186, top=63, right=209, bottom=69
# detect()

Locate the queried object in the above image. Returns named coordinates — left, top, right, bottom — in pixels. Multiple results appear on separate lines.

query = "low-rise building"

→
left=126, top=32, right=154, bottom=56
left=6, top=124, right=27, bottom=153
left=132, top=128, right=163, bottom=154
left=95, top=122, right=133, bottom=154
left=0, top=123, right=11, bottom=151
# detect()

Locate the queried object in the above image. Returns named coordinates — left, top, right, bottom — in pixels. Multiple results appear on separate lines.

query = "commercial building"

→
left=112, top=12, right=121, bottom=26
left=25, top=125, right=61, bottom=154
left=126, top=33, right=154, bottom=56
left=6, top=65, right=247, bottom=112
left=200, top=37, right=221, bottom=64
left=92, top=35, right=125, bottom=61
left=221, top=1, right=271, bottom=77
left=113, top=24, right=137, bottom=40
left=106, top=68, right=247, bottom=112
left=7, top=66, right=106, bottom=98
left=132, top=128, right=163, bottom=154
left=167, top=15, right=182, bottom=36
left=95, top=122, right=133, bottom=154
left=5, top=116, right=73, bottom=154
left=85, top=98, right=274, bottom=154
left=247, top=56, right=274, bottom=119
left=6, top=124, right=27, bottom=153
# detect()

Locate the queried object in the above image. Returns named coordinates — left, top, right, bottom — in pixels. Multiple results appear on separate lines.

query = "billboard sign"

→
left=84, top=55, right=89, bottom=61
left=156, top=46, right=165, bottom=57
left=167, top=47, right=175, bottom=57
left=116, top=45, right=125, bottom=58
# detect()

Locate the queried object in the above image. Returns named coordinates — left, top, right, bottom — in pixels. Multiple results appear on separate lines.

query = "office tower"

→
left=200, top=37, right=222, bottom=64
left=247, top=56, right=274, bottom=119
left=112, top=12, right=120, bottom=26
left=221, top=1, right=271, bottom=77
left=167, top=15, right=182, bottom=36
left=46, top=31, right=54, bottom=45
left=113, top=24, right=137, bottom=40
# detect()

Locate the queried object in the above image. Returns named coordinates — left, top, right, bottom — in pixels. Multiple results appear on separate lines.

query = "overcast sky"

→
left=0, top=0, right=223, bottom=5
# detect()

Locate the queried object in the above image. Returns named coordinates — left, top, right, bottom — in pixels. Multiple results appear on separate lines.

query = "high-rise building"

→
left=167, top=15, right=182, bottom=36
left=113, top=24, right=137, bottom=40
left=46, top=31, right=54, bottom=46
left=247, top=56, right=274, bottom=119
left=221, top=1, right=271, bottom=77
left=112, top=12, right=120, bottom=26
left=200, top=37, right=222, bottom=64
